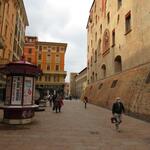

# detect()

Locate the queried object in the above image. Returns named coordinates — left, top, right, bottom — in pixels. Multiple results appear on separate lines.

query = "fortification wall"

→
left=82, top=63, right=150, bottom=121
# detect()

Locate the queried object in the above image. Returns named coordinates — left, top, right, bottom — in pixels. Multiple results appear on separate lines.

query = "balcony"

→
left=44, top=71, right=67, bottom=76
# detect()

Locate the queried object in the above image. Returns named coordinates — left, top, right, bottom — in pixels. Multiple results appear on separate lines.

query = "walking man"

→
left=84, top=96, right=88, bottom=109
left=112, top=97, right=125, bottom=131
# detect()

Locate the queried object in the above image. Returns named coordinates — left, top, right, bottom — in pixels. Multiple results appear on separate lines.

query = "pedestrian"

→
left=52, top=93, right=57, bottom=111
left=48, top=94, right=52, bottom=107
left=84, top=96, right=88, bottom=109
left=55, top=94, right=64, bottom=113
left=112, top=97, right=125, bottom=131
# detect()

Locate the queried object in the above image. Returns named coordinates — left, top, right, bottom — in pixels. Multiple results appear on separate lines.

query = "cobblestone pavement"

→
left=0, top=100, right=150, bottom=150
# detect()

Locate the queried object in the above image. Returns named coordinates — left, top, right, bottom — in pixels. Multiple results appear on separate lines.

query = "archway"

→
left=114, top=55, right=122, bottom=73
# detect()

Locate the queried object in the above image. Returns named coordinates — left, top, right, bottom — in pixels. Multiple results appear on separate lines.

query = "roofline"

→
left=78, top=67, right=87, bottom=74
left=86, top=0, right=95, bottom=29
left=37, top=41, right=67, bottom=47
left=25, top=35, right=38, bottom=39
left=89, top=0, right=95, bottom=13
left=18, top=0, right=29, bottom=26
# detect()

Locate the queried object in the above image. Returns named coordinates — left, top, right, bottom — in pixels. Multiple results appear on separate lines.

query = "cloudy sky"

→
left=23, top=0, right=93, bottom=81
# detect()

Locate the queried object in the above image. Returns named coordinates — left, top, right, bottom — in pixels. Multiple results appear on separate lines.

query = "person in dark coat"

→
left=52, top=94, right=57, bottom=111
left=84, top=96, right=88, bottom=109
left=54, top=94, right=63, bottom=113
left=112, top=97, right=125, bottom=131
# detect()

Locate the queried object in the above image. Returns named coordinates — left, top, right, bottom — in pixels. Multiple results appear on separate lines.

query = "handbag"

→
left=111, top=117, right=117, bottom=123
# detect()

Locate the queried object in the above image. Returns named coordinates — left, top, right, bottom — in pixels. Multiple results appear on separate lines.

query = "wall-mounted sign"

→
left=11, top=76, right=23, bottom=105
left=24, top=77, right=33, bottom=105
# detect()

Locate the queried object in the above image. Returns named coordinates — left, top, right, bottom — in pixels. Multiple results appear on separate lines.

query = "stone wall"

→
left=82, top=63, right=150, bottom=121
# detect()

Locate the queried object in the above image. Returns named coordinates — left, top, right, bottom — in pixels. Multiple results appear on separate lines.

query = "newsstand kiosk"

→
left=0, top=59, right=41, bottom=124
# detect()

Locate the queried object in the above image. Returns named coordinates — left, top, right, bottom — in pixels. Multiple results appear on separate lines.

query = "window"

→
left=56, top=55, right=60, bottom=63
left=95, top=50, right=97, bottom=62
left=88, top=61, right=89, bottom=69
left=57, top=76, right=59, bottom=82
left=91, top=40, right=93, bottom=47
left=38, top=64, right=41, bottom=69
left=38, top=54, right=41, bottom=60
left=92, top=72, right=94, bottom=82
left=43, top=46, right=47, bottom=50
left=95, top=15, right=97, bottom=24
left=145, top=72, right=150, bottom=84
left=45, top=75, right=48, bottom=81
left=101, top=64, right=106, bottom=78
left=98, top=83, right=103, bottom=90
left=95, top=73, right=97, bottom=81
left=47, top=54, right=50, bottom=60
left=107, top=12, right=110, bottom=24
left=10, top=33, right=12, bottom=44
left=27, top=58, right=31, bottom=62
left=54, top=76, right=56, bottom=82
left=57, top=47, right=59, bottom=52
left=5, top=25, right=8, bottom=37
left=47, top=64, right=50, bottom=70
left=117, top=14, right=120, bottom=24
left=112, top=29, right=115, bottom=47
left=39, top=46, right=42, bottom=51
left=29, top=38, right=32, bottom=42
left=48, top=75, right=51, bottom=81
left=100, top=24, right=102, bottom=34
left=28, top=48, right=32, bottom=54
left=56, top=65, right=59, bottom=71
left=114, top=56, right=122, bottom=73
left=118, top=0, right=122, bottom=10
left=91, top=56, right=93, bottom=66
left=111, top=80, right=118, bottom=88
left=98, top=39, right=101, bottom=54
left=95, top=32, right=97, bottom=42
left=0, top=2, right=1, bottom=11
left=125, top=11, right=131, bottom=34
left=12, top=14, right=14, bottom=24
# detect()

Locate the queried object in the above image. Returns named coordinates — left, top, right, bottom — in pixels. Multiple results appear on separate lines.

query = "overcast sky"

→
left=23, top=0, right=92, bottom=81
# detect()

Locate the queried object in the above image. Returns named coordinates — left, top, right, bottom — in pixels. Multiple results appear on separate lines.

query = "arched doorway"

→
left=114, top=55, right=122, bottom=73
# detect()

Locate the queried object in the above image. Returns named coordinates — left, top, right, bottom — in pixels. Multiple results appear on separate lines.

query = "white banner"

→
left=11, top=76, right=23, bottom=105
left=23, top=77, right=33, bottom=105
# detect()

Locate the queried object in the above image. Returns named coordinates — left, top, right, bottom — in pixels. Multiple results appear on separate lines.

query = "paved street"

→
left=0, top=100, right=150, bottom=150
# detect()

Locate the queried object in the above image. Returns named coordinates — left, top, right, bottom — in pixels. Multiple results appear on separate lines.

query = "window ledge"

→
left=111, top=44, right=115, bottom=47
left=102, top=49, right=110, bottom=57
left=125, top=29, right=132, bottom=35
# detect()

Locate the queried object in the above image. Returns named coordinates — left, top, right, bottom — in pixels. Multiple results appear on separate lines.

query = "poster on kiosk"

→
left=11, top=76, right=23, bottom=105
left=24, top=77, right=33, bottom=105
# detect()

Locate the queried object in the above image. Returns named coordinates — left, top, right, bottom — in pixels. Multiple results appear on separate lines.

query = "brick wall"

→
left=83, top=63, right=150, bottom=121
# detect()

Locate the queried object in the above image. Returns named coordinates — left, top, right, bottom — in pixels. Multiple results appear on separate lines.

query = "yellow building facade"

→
left=87, top=0, right=150, bottom=83
left=84, top=0, right=150, bottom=120
left=0, top=0, right=28, bottom=100
left=0, top=0, right=28, bottom=63
left=24, top=36, right=67, bottom=95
